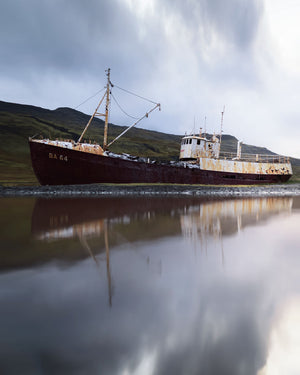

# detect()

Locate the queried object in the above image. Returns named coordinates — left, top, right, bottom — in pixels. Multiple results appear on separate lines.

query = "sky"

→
left=1, top=0, right=300, bottom=158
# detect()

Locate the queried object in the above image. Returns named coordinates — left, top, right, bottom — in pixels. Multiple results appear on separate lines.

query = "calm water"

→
left=0, top=196, right=299, bottom=375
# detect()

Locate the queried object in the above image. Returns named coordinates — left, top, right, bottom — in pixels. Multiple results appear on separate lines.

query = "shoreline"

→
left=1, top=183, right=300, bottom=198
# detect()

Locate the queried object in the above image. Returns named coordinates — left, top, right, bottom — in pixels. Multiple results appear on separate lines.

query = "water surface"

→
left=0, top=196, right=299, bottom=375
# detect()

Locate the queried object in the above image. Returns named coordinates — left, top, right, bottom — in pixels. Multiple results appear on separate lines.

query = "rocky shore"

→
left=1, top=183, right=300, bottom=198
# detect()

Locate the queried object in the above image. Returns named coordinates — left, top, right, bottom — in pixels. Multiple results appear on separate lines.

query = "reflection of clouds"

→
left=258, top=297, right=300, bottom=375
left=1, top=197, right=299, bottom=374
left=0, top=235, right=271, bottom=375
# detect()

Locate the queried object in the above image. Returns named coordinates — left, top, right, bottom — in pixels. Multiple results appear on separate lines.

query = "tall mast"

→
left=77, top=68, right=111, bottom=145
left=103, top=68, right=111, bottom=150
left=220, top=106, right=225, bottom=144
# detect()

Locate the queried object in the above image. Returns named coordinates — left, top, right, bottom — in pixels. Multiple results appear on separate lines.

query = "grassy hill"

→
left=0, top=100, right=299, bottom=185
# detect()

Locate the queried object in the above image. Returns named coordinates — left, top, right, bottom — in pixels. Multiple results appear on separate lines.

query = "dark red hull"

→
left=29, top=141, right=292, bottom=185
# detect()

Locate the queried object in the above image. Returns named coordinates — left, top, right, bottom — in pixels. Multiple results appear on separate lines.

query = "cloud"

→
left=0, top=241, right=269, bottom=375
left=0, top=0, right=264, bottom=82
left=161, top=0, right=263, bottom=49
left=1, top=1, right=130, bottom=75
left=1, top=0, right=299, bottom=157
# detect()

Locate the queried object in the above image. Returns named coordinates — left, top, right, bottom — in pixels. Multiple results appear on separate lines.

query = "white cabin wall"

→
left=180, top=137, right=220, bottom=160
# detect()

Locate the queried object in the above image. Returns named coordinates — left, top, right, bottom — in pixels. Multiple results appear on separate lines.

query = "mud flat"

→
left=0, top=183, right=300, bottom=198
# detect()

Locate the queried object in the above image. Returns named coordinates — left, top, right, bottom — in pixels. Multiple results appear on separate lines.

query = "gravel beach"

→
left=1, top=183, right=300, bottom=198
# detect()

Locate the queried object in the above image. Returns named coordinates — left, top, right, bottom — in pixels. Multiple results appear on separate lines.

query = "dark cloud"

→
left=161, top=0, right=263, bottom=50
left=1, top=0, right=263, bottom=78
left=1, top=0, right=137, bottom=76
left=204, top=0, right=263, bottom=49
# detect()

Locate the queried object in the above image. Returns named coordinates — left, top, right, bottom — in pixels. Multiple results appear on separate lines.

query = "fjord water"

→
left=0, top=196, right=299, bottom=375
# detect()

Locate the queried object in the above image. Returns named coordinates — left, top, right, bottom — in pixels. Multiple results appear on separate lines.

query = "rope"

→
left=74, top=87, right=106, bottom=109
left=112, top=84, right=158, bottom=105
left=111, top=92, right=140, bottom=120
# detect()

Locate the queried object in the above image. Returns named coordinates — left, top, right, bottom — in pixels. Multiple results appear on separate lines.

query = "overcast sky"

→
left=1, top=0, right=300, bottom=158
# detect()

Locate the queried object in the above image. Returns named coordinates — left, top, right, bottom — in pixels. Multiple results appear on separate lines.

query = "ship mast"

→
left=220, top=106, right=225, bottom=144
left=77, top=68, right=160, bottom=149
left=77, top=68, right=111, bottom=146
left=103, top=68, right=111, bottom=150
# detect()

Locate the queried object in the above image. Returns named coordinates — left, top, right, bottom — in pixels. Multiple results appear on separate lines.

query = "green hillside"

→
left=0, top=100, right=299, bottom=185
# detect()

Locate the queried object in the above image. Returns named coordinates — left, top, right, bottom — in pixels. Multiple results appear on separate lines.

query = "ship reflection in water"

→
left=32, top=196, right=293, bottom=242
left=0, top=196, right=300, bottom=374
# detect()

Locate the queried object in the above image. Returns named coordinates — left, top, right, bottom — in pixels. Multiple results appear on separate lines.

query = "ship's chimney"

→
left=237, top=141, right=242, bottom=160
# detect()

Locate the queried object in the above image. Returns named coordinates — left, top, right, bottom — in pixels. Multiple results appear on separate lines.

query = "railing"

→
left=219, top=152, right=290, bottom=164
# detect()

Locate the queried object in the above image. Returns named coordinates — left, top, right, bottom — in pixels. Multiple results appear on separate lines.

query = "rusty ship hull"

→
left=29, top=140, right=292, bottom=186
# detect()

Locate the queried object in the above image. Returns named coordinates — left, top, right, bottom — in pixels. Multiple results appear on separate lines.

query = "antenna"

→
left=220, top=106, right=225, bottom=144
left=204, top=116, right=207, bottom=138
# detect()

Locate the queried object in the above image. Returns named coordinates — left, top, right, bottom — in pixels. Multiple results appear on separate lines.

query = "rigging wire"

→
left=74, top=87, right=106, bottom=109
left=112, top=84, right=158, bottom=105
left=108, top=89, right=112, bottom=128
left=110, top=92, right=140, bottom=120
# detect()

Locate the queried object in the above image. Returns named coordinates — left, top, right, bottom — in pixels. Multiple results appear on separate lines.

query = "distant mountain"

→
left=0, top=100, right=299, bottom=185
